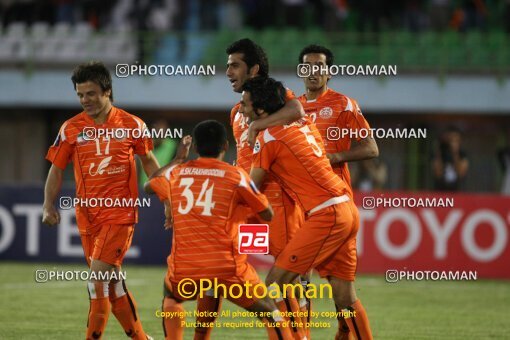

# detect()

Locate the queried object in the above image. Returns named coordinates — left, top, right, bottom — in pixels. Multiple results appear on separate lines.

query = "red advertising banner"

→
left=248, top=192, right=510, bottom=279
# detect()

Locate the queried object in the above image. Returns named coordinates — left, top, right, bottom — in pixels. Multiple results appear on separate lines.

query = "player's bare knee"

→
left=109, top=266, right=122, bottom=283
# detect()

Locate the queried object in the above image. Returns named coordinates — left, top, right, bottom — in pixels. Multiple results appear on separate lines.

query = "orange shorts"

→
left=80, top=224, right=135, bottom=267
left=275, top=200, right=359, bottom=281
left=244, top=189, right=302, bottom=258
left=165, top=263, right=263, bottom=308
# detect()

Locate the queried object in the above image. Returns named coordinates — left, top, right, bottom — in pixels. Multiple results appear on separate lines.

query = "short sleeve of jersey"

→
left=235, top=168, right=269, bottom=213
left=148, top=175, right=170, bottom=201
left=45, top=124, right=74, bottom=170
left=251, top=134, right=278, bottom=172
left=341, top=98, right=371, bottom=142
left=230, top=104, right=240, bottom=127
left=285, top=88, right=296, bottom=101
left=133, top=120, right=154, bottom=155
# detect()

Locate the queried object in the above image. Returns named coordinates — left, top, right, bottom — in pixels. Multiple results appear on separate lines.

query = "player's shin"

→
left=162, top=296, right=185, bottom=340
left=86, top=281, right=111, bottom=340
left=109, top=280, right=147, bottom=339
left=299, top=277, right=312, bottom=339
left=194, top=293, right=222, bottom=340
left=341, top=300, right=373, bottom=340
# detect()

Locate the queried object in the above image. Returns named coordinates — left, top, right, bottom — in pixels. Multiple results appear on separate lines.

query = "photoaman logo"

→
left=239, top=224, right=269, bottom=254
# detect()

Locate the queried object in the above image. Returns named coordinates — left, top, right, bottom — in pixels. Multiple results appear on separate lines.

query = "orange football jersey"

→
left=230, top=88, right=296, bottom=206
left=252, top=117, right=350, bottom=212
left=46, top=107, right=153, bottom=231
left=159, top=157, right=269, bottom=280
left=298, top=89, right=371, bottom=189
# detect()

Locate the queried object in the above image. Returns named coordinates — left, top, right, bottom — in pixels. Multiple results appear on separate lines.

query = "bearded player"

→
left=226, top=39, right=309, bottom=339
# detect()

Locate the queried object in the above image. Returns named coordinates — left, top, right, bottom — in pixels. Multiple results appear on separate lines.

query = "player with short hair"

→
left=146, top=120, right=293, bottom=340
left=42, top=61, right=158, bottom=340
left=242, top=77, right=374, bottom=340
left=298, top=44, right=378, bottom=339
left=297, top=44, right=378, bottom=193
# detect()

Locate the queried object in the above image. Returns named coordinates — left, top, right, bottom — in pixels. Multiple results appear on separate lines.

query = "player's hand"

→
left=247, top=121, right=261, bottom=147
left=175, top=135, right=192, bottom=161
left=326, top=153, right=344, bottom=165
left=42, top=205, right=60, bottom=226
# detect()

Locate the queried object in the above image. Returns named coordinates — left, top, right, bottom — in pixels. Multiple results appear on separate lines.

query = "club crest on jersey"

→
left=319, top=107, right=333, bottom=119
left=253, top=140, right=261, bottom=154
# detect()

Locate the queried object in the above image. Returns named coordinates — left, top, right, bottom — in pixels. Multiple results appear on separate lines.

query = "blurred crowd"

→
left=1, top=0, right=509, bottom=33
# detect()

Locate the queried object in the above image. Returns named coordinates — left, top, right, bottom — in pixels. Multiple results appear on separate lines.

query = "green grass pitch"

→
left=0, top=262, right=508, bottom=339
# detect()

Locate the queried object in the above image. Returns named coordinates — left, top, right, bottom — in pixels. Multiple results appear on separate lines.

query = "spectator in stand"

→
left=429, top=0, right=451, bottom=31
left=354, top=159, right=388, bottom=192
left=280, top=0, right=307, bottom=29
left=497, top=131, right=510, bottom=195
left=505, top=0, right=510, bottom=33
left=461, top=0, right=487, bottom=31
left=432, top=126, right=469, bottom=191
left=219, top=0, right=242, bottom=31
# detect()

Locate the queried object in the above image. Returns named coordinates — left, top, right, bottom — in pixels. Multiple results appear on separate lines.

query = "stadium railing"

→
left=0, top=23, right=508, bottom=78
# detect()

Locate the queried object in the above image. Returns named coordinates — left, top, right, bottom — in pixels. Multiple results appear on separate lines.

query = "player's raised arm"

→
left=144, top=136, right=192, bottom=194
left=162, top=199, right=174, bottom=229
left=247, top=97, right=305, bottom=146
left=150, top=135, right=192, bottom=179
left=138, top=150, right=160, bottom=178
left=42, top=164, right=63, bottom=226
left=249, top=167, right=266, bottom=191
left=237, top=169, right=273, bottom=221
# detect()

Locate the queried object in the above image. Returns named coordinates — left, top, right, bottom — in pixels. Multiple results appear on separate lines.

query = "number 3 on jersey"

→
left=178, top=178, right=216, bottom=216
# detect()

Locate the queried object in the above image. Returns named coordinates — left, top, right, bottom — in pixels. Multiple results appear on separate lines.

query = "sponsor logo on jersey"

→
left=89, top=156, right=112, bottom=176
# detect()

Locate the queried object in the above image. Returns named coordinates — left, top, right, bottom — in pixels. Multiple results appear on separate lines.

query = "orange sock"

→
left=194, top=295, right=222, bottom=340
left=342, top=300, right=373, bottom=340
left=334, top=303, right=351, bottom=340
left=299, top=279, right=312, bottom=339
left=163, top=297, right=185, bottom=340
left=285, top=296, right=306, bottom=340
left=299, top=298, right=310, bottom=339
left=86, top=282, right=110, bottom=339
left=273, top=286, right=306, bottom=340
left=262, top=313, right=293, bottom=340
left=109, top=281, right=147, bottom=339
